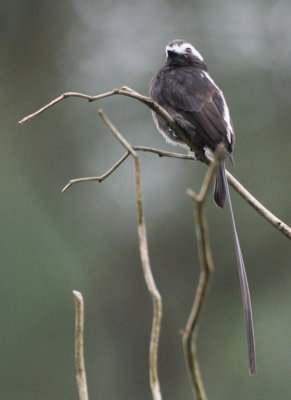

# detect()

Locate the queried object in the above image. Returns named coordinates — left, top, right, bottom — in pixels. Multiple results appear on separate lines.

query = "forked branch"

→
left=19, top=87, right=290, bottom=400
left=97, top=110, right=163, bottom=400
left=68, top=140, right=223, bottom=400
left=19, top=87, right=290, bottom=240
left=62, top=146, right=194, bottom=193
left=182, top=146, right=225, bottom=400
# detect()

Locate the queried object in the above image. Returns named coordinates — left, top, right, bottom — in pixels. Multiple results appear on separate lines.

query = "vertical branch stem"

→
left=182, top=202, right=213, bottom=400
left=183, top=149, right=224, bottom=400
left=135, top=157, right=163, bottom=400
left=98, top=110, right=163, bottom=400
left=73, top=290, right=89, bottom=400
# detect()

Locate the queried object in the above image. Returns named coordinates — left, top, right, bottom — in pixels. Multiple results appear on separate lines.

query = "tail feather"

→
left=214, top=162, right=226, bottom=208
left=221, top=163, right=257, bottom=375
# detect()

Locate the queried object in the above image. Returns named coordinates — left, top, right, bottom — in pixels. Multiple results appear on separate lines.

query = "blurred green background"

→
left=1, top=1, right=290, bottom=399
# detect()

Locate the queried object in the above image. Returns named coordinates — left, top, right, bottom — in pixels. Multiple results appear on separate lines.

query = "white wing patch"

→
left=204, top=71, right=234, bottom=145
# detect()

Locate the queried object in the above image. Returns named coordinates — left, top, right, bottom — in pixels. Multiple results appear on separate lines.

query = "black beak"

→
left=167, top=49, right=177, bottom=58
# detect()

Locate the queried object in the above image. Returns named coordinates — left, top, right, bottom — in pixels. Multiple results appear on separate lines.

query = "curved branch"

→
left=19, top=87, right=290, bottom=240
left=183, top=147, right=224, bottom=400
left=62, top=147, right=194, bottom=193
left=62, top=152, right=130, bottom=192
left=18, top=86, right=206, bottom=162
left=19, top=86, right=290, bottom=399
left=98, top=109, right=163, bottom=400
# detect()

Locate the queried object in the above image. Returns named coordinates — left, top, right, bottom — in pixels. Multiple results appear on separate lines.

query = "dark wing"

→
left=161, top=67, right=233, bottom=153
left=161, top=67, right=210, bottom=112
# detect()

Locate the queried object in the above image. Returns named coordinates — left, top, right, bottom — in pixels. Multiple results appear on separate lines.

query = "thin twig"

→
left=19, top=87, right=290, bottom=240
left=182, top=146, right=225, bottom=400
left=62, top=152, right=130, bottom=192
left=98, top=109, right=163, bottom=400
left=73, top=290, right=89, bottom=400
left=133, top=145, right=195, bottom=160
left=226, top=171, right=291, bottom=239
left=62, top=147, right=194, bottom=193
left=18, top=86, right=206, bottom=162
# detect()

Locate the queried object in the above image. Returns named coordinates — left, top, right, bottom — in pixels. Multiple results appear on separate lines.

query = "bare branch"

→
left=18, top=91, right=115, bottom=124
left=19, top=85, right=290, bottom=399
left=98, top=109, right=163, bottom=400
left=19, top=87, right=290, bottom=239
left=183, top=146, right=225, bottom=400
left=62, top=152, right=130, bottom=192
left=62, top=147, right=194, bottom=193
left=73, top=290, right=89, bottom=400
left=226, top=171, right=291, bottom=239
left=18, top=86, right=206, bottom=162
left=133, top=146, right=195, bottom=160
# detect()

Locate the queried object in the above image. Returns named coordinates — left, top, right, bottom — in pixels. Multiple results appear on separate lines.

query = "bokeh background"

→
left=1, top=1, right=291, bottom=399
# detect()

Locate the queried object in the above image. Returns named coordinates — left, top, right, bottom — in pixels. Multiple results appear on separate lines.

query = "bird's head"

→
left=165, top=39, right=205, bottom=67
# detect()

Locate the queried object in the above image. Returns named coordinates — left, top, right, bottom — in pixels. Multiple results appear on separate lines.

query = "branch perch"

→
left=73, top=290, right=89, bottom=400
left=19, top=87, right=290, bottom=240
left=18, top=86, right=207, bottom=162
left=19, top=86, right=291, bottom=400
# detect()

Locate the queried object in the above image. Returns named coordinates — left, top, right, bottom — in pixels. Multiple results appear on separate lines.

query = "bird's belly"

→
left=151, top=111, right=187, bottom=148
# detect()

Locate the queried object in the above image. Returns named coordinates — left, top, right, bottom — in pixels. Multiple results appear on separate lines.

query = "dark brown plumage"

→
left=149, top=40, right=256, bottom=375
left=149, top=39, right=234, bottom=207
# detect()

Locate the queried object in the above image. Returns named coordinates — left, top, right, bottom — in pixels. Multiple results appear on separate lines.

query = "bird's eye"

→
left=185, top=47, right=192, bottom=53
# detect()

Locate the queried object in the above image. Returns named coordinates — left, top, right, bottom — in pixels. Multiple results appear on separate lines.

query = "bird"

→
left=149, top=39, right=256, bottom=375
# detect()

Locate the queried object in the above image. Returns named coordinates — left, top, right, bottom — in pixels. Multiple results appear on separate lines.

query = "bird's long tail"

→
left=214, top=163, right=227, bottom=208
left=220, top=161, right=256, bottom=375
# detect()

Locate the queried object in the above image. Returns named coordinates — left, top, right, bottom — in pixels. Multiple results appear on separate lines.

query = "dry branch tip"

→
left=62, top=182, right=72, bottom=193
left=73, top=290, right=82, bottom=300
left=73, top=290, right=89, bottom=400
left=186, top=188, right=198, bottom=201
